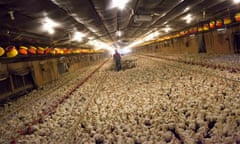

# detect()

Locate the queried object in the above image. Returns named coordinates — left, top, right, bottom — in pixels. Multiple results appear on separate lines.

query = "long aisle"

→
left=69, top=55, right=239, bottom=144
left=3, top=55, right=240, bottom=143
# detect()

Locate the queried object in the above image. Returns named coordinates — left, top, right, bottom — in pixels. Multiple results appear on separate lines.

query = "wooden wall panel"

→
left=138, top=25, right=240, bottom=55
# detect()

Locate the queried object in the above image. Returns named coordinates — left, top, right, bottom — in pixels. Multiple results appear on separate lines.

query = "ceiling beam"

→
left=88, top=0, right=114, bottom=43
left=48, top=0, right=105, bottom=44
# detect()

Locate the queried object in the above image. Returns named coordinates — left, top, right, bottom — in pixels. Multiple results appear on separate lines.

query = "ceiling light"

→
left=124, top=40, right=143, bottom=49
left=48, top=29, right=55, bottom=35
left=88, top=27, right=97, bottom=33
left=163, top=21, right=168, bottom=25
left=42, top=17, right=59, bottom=34
left=88, top=37, right=94, bottom=40
left=88, top=40, right=113, bottom=51
left=234, top=0, right=240, bottom=3
left=164, top=26, right=171, bottom=33
left=116, top=31, right=122, bottom=37
left=144, top=31, right=160, bottom=41
left=42, top=17, right=59, bottom=29
left=72, top=31, right=86, bottom=42
left=164, top=28, right=171, bottom=33
left=184, top=7, right=190, bottom=12
left=119, top=48, right=132, bottom=54
left=110, top=0, right=130, bottom=10
left=183, top=14, right=193, bottom=24
left=8, top=11, right=15, bottom=20
left=164, top=27, right=171, bottom=33
left=186, top=20, right=191, bottom=24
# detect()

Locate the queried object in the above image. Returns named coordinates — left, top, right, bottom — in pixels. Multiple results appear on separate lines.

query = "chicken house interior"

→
left=0, top=0, right=240, bottom=143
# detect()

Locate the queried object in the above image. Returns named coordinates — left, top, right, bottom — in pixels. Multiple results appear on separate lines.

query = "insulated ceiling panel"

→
left=0, top=0, right=238, bottom=48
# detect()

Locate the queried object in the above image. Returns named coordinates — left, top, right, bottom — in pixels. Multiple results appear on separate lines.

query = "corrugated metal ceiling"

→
left=0, top=0, right=238, bottom=48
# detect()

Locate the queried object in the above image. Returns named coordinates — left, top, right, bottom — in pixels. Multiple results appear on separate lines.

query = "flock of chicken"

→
left=0, top=54, right=240, bottom=143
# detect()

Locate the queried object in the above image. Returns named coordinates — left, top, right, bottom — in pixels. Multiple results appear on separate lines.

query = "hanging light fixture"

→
left=164, top=25, right=171, bottom=33
left=144, top=31, right=160, bottom=41
left=72, top=31, right=86, bottom=42
left=42, top=17, right=60, bottom=34
left=110, top=0, right=130, bottom=10
left=233, top=0, right=240, bottom=4
left=116, top=31, right=122, bottom=37
left=88, top=40, right=113, bottom=51
left=184, top=7, right=190, bottom=12
left=183, top=14, right=194, bottom=24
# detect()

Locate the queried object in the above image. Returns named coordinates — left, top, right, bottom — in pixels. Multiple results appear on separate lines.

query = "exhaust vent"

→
left=134, top=15, right=152, bottom=23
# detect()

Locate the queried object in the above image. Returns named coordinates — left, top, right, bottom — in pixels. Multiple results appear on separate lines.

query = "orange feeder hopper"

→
left=45, top=47, right=51, bottom=54
left=203, top=24, right=209, bottom=31
left=235, top=13, right=240, bottom=22
left=0, top=47, right=5, bottom=56
left=209, top=21, right=215, bottom=29
left=198, top=26, right=203, bottom=32
left=6, top=46, right=18, bottom=58
left=216, top=19, right=223, bottom=27
left=37, top=47, right=45, bottom=55
left=223, top=17, right=232, bottom=25
left=19, top=46, right=28, bottom=55
left=29, top=46, right=37, bottom=54
left=50, top=48, right=56, bottom=55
